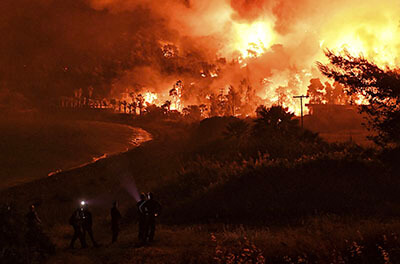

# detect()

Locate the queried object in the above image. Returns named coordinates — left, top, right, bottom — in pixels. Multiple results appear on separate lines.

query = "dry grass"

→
left=42, top=217, right=400, bottom=263
left=319, top=130, right=374, bottom=147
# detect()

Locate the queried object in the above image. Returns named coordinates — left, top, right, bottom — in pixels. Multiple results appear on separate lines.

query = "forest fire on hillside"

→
left=98, top=0, right=396, bottom=117
left=1, top=0, right=398, bottom=116
left=3, top=2, right=400, bottom=263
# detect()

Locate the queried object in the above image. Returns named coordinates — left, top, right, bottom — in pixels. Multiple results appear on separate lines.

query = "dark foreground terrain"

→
left=1, top=111, right=400, bottom=263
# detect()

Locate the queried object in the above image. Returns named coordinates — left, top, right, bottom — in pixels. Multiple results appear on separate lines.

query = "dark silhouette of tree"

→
left=131, top=101, right=137, bottom=115
left=184, top=105, right=202, bottom=121
left=199, top=104, right=207, bottom=117
left=161, top=100, right=171, bottom=113
left=136, top=94, right=145, bottom=115
left=122, top=100, right=127, bottom=113
left=253, top=105, right=299, bottom=136
left=250, top=105, right=320, bottom=158
left=127, top=103, right=132, bottom=114
left=145, top=105, right=165, bottom=119
left=182, top=107, right=189, bottom=116
left=318, top=49, right=400, bottom=147
left=118, top=100, right=122, bottom=112
left=224, top=119, right=249, bottom=141
left=109, top=99, right=116, bottom=111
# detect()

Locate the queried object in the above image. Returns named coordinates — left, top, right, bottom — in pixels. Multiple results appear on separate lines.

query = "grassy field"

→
left=1, top=112, right=399, bottom=263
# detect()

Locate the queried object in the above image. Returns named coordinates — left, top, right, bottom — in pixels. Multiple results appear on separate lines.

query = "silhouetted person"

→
left=26, top=204, right=42, bottom=246
left=111, top=201, right=122, bottom=243
left=140, top=192, right=161, bottom=243
left=80, top=203, right=99, bottom=247
left=26, top=204, right=41, bottom=230
left=69, top=208, right=86, bottom=249
left=136, top=193, right=147, bottom=243
left=25, top=204, right=56, bottom=254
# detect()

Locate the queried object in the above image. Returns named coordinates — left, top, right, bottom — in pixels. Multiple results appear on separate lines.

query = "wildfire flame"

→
left=143, top=92, right=158, bottom=106
left=318, top=5, right=400, bottom=67
left=95, top=0, right=398, bottom=117
left=232, top=20, right=274, bottom=59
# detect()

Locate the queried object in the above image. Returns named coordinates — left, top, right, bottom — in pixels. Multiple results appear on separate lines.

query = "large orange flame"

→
left=232, top=20, right=275, bottom=59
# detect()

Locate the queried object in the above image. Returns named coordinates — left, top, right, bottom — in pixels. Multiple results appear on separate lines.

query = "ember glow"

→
left=1, top=0, right=398, bottom=116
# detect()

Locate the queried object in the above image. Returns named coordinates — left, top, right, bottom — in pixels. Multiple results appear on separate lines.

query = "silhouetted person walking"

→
left=26, top=204, right=42, bottom=245
left=26, top=204, right=41, bottom=230
left=80, top=202, right=99, bottom=247
left=136, top=193, right=147, bottom=243
left=140, top=192, right=161, bottom=243
left=111, top=201, right=121, bottom=243
left=69, top=207, right=86, bottom=249
left=25, top=204, right=55, bottom=255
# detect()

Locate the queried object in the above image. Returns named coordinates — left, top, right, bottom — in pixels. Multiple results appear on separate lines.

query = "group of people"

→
left=68, top=191, right=161, bottom=249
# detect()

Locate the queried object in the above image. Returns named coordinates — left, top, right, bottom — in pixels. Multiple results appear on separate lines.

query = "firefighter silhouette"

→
left=69, top=207, right=86, bottom=249
left=80, top=202, right=99, bottom=247
left=139, top=192, right=161, bottom=243
left=136, top=193, right=147, bottom=243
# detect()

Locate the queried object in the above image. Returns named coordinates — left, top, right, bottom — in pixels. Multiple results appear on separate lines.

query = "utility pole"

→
left=293, top=95, right=309, bottom=128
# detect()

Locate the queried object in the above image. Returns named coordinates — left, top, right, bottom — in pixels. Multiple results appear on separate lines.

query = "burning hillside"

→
left=1, top=0, right=398, bottom=116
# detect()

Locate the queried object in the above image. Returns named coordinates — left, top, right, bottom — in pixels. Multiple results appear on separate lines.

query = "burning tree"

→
left=240, top=79, right=259, bottom=115
left=161, top=100, right=171, bottom=113
left=181, top=105, right=202, bottom=121
left=332, top=82, right=348, bottom=105
left=199, top=104, right=207, bottom=117
left=306, top=78, right=351, bottom=105
left=217, top=88, right=228, bottom=115
left=169, top=80, right=183, bottom=111
left=227, top=85, right=241, bottom=116
left=318, top=49, right=400, bottom=147
left=136, top=94, right=145, bottom=115
left=307, top=78, right=325, bottom=104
